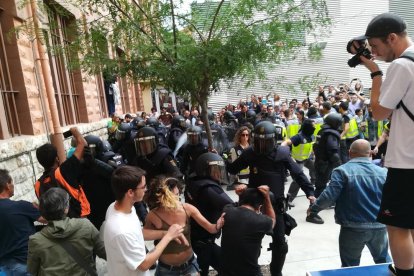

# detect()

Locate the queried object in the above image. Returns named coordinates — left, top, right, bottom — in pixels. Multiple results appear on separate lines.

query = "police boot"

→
left=306, top=213, right=324, bottom=224
left=269, top=240, right=288, bottom=276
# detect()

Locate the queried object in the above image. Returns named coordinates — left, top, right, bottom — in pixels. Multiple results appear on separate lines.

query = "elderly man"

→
left=27, top=188, right=106, bottom=275
left=307, top=139, right=391, bottom=267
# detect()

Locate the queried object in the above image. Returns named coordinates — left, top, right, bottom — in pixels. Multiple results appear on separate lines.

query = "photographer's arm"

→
left=360, top=56, right=393, bottom=120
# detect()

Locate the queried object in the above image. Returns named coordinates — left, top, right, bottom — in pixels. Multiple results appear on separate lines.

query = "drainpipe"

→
left=29, top=0, right=66, bottom=162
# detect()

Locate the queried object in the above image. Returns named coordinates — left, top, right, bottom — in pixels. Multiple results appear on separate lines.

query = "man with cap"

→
left=359, top=12, right=414, bottom=276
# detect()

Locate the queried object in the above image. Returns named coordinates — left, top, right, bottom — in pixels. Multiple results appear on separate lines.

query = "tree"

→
left=27, top=0, right=331, bottom=148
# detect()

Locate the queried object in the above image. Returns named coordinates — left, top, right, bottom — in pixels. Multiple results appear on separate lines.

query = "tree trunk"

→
left=200, top=90, right=214, bottom=150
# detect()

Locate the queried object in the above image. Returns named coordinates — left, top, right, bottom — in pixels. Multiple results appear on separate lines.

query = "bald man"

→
left=307, top=139, right=391, bottom=267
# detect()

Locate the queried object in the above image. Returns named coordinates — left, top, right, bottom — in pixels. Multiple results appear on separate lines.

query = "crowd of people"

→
left=0, top=12, right=413, bottom=276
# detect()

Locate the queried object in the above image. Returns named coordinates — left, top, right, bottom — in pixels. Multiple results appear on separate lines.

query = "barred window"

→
left=44, top=2, right=85, bottom=126
left=0, top=12, right=21, bottom=138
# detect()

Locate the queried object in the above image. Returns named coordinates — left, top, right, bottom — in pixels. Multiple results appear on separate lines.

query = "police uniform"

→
left=227, top=145, right=314, bottom=276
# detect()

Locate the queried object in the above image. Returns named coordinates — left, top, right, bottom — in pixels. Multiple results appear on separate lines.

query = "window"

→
left=0, top=15, right=21, bottom=138
left=45, top=2, right=85, bottom=126
left=116, top=48, right=131, bottom=113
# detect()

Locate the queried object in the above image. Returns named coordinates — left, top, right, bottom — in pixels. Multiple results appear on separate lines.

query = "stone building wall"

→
left=0, top=120, right=109, bottom=202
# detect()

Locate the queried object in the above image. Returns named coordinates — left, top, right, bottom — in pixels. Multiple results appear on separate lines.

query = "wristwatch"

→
left=370, top=71, right=383, bottom=79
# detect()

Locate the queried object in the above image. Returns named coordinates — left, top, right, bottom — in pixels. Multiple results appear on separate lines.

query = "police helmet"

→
left=134, top=127, right=159, bottom=156
left=301, top=119, right=316, bottom=137
left=207, top=110, right=215, bottom=123
left=115, top=122, right=132, bottom=141
left=223, top=111, right=235, bottom=123
left=195, top=152, right=228, bottom=184
left=132, top=117, right=146, bottom=129
left=187, top=126, right=203, bottom=145
left=146, top=117, right=160, bottom=128
left=246, top=110, right=257, bottom=125
left=324, top=113, right=343, bottom=131
left=100, top=140, right=116, bottom=162
left=253, top=121, right=276, bottom=154
left=84, top=135, right=103, bottom=158
left=172, top=115, right=186, bottom=129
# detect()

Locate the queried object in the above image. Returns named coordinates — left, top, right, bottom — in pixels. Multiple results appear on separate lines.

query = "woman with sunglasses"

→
left=227, top=126, right=251, bottom=191
left=144, top=176, right=225, bottom=276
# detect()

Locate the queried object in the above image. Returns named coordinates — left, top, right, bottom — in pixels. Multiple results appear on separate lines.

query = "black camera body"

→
left=346, top=38, right=372, bottom=67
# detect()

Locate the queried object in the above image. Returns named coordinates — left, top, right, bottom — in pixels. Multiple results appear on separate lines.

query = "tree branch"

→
left=169, top=0, right=178, bottom=60
left=207, top=0, right=225, bottom=41
left=175, top=14, right=205, bottom=43
left=244, top=0, right=310, bottom=28
left=108, top=0, right=174, bottom=64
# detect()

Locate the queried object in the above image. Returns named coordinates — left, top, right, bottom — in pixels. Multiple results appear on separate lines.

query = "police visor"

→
left=134, top=135, right=157, bottom=156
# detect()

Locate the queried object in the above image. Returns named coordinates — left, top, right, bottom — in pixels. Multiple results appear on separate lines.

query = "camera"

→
left=346, top=38, right=372, bottom=67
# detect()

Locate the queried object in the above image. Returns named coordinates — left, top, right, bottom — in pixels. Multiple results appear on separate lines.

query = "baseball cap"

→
left=359, top=13, right=406, bottom=39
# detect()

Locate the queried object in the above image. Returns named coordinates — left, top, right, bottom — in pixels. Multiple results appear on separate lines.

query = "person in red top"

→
left=35, top=127, right=90, bottom=218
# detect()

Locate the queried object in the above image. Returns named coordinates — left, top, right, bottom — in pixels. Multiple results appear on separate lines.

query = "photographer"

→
left=356, top=13, right=414, bottom=276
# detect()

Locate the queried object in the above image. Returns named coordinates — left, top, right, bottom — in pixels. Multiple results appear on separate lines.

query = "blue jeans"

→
left=0, top=259, right=30, bottom=276
left=155, top=255, right=200, bottom=276
left=339, top=227, right=391, bottom=267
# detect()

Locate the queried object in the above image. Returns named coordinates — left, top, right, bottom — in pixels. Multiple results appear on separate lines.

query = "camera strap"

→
left=397, top=53, right=414, bottom=123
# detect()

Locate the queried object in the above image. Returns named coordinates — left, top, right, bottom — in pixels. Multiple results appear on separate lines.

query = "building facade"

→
left=0, top=0, right=152, bottom=201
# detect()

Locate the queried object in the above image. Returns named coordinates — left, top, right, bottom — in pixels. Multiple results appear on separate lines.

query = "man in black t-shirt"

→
left=0, top=169, right=43, bottom=275
left=221, top=186, right=275, bottom=276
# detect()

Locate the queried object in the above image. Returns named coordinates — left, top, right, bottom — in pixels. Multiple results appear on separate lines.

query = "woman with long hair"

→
left=144, top=176, right=224, bottom=276
left=227, top=126, right=251, bottom=191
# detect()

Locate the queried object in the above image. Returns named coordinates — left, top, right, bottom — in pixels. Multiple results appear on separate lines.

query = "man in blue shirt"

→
left=307, top=139, right=391, bottom=267
left=0, top=169, right=43, bottom=275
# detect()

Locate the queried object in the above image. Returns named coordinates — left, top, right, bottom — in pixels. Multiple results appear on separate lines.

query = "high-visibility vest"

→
left=363, top=120, right=384, bottom=139
left=292, top=142, right=313, bottom=161
left=345, top=118, right=359, bottom=139
left=286, top=124, right=301, bottom=139
left=313, top=123, right=322, bottom=136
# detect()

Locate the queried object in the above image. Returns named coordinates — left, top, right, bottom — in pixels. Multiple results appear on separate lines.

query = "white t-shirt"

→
left=379, top=45, right=414, bottom=168
left=102, top=202, right=150, bottom=276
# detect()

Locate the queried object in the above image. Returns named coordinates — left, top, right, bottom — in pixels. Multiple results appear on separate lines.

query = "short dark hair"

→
left=0, top=169, right=12, bottom=193
left=36, top=144, right=58, bottom=170
left=339, top=101, right=349, bottom=111
left=239, top=188, right=265, bottom=210
left=111, top=166, right=146, bottom=201
left=307, top=107, right=318, bottom=117
left=322, top=101, right=331, bottom=110
left=355, top=108, right=362, bottom=114
left=125, top=113, right=132, bottom=119
left=40, top=187, right=70, bottom=221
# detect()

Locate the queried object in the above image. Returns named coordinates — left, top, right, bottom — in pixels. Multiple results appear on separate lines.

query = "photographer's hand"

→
left=360, top=55, right=380, bottom=73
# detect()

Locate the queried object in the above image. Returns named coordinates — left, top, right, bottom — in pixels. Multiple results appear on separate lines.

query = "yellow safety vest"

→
left=364, top=120, right=384, bottom=139
left=345, top=118, right=359, bottom=139
left=286, top=124, right=301, bottom=139
left=292, top=142, right=313, bottom=162
left=314, top=123, right=322, bottom=136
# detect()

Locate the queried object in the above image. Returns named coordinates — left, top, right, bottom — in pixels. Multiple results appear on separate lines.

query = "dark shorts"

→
left=377, top=168, right=414, bottom=229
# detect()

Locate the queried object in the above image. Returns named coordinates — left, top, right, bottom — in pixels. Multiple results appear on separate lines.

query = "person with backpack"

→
left=35, top=127, right=90, bottom=218
left=359, top=12, right=414, bottom=276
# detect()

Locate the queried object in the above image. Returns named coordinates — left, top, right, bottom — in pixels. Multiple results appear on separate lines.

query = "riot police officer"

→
left=227, top=120, right=315, bottom=276
left=146, top=117, right=168, bottom=145
left=112, top=122, right=132, bottom=154
left=176, top=125, right=208, bottom=178
left=311, top=113, right=342, bottom=204
left=205, top=110, right=229, bottom=155
left=126, top=126, right=183, bottom=222
left=81, top=135, right=115, bottom=229
left=168, top=115, right=187, bottom=150
left=222, top=111, right=238, bottom=146
left=186, top=152, right=234, bottom=276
